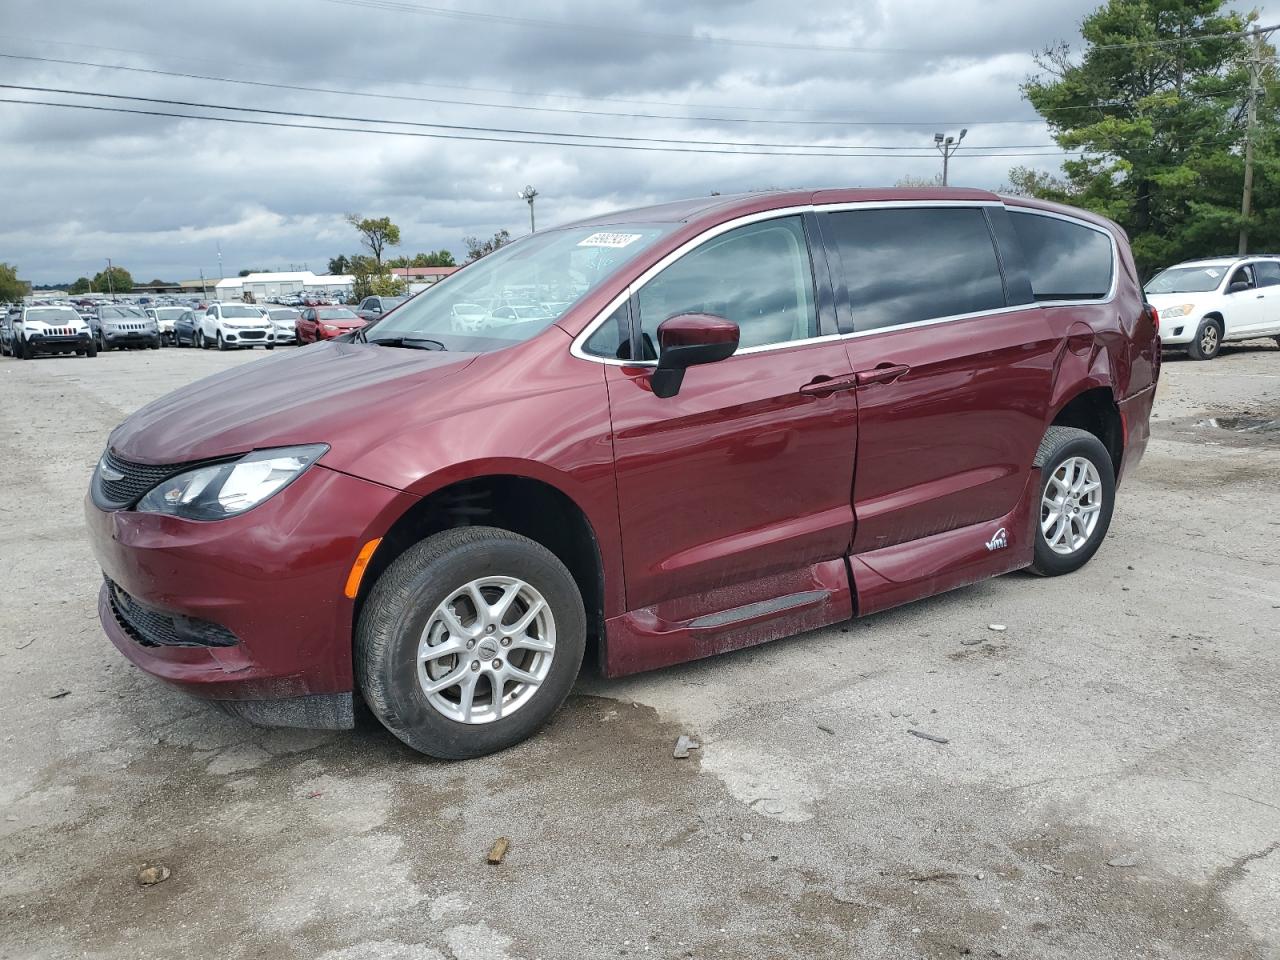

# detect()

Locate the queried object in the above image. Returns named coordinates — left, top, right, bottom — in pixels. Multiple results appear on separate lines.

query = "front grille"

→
left=238, top=330, right=265, bottom=339
left=110, top=323, right=148, bottom=332
left=96, top=450, right=192, bottom=508
left=37, top=326, right=79, bottom=337
left=105, top=576, right=239, bottom=648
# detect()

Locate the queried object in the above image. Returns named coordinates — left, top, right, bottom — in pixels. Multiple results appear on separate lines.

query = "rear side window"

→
left=1253, top=261, right=1280, bottom=286
left=820, top=207, right=1006, bottom=332
left=1009, top=211, right=1114, bottom=301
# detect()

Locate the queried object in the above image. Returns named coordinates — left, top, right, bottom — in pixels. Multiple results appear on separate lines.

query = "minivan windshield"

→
left=366, top=224, right=672, bottom=351
left=1145, top=266, right=1227, bottom=294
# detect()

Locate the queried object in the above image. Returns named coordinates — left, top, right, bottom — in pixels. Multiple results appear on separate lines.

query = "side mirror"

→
left=1228, top=280, right=1250, bottom=294
left=651, top=313, right=739, bottom=399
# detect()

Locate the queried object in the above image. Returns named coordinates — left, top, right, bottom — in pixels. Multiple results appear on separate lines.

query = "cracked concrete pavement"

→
left=1, top=340, right=1278, bottom=959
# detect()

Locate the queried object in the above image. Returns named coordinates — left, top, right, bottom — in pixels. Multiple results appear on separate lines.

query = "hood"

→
left=109, top=340, right=476, bottom=464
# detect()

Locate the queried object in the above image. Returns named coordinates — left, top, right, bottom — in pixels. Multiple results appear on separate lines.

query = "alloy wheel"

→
left=416, top=576, right=556, bottom=724
left=1200, top=324, right=1219, bottom=356
left=1040, top=456, right=1103, bottom=555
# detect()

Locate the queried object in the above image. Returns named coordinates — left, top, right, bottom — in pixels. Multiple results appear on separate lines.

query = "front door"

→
left=819, top=204, right=1056, bottom=553
left=606, top=214, right=858, bottom=613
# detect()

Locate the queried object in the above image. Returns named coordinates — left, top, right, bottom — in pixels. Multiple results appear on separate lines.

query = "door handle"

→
left=855, top=363, right=911, bottom=386
left=799, top=375, right=859, bottom=396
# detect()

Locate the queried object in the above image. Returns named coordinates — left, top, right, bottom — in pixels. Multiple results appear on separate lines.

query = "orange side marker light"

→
left=343, top=538, right=382, bottom=599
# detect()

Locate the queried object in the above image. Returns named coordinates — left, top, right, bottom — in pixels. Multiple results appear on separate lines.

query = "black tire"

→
left=85, top=340, right=98, bottom=358
left=265, top=342, right=274, bottom=350
left=16, top=338, right=28, bottom=360
left=1029, top=426, right=1116, bottom=576
left=356, top=526, right=586, bottom=759
left=1187, top=317, right=1223, bottom=361
left=196, top=329, right=206, bottom=349
left=217, top=332, right=229, bottom=351
left=150, top=337, right=161, bottom=350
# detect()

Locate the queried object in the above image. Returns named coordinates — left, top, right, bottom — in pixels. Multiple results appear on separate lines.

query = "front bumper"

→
left=220, top=326, right=274, bottom=346
left=105, top=330, right=158, bottom=345
left=86, top=463, right=417, bottom=722
left=28, top=331, right=91, bottom=352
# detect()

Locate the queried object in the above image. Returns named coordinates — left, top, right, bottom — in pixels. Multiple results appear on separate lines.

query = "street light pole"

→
left=933, top=128, right=968, bottom=186
left=519, top=185, right=539, bottom=232
left=105, top=257, right=115, bottom=300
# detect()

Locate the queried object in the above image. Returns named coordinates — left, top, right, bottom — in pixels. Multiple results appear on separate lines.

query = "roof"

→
left=558, top=187, right=1005, bottom=230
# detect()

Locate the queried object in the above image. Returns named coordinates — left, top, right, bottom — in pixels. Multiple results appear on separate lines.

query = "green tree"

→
left=387, top=250, right=457, bottom=268
left=345, top=214, right=401, bottom=267
left=69, top=276, right=93, bottom=295
left=0, top=262, right=29, bottom=301
left=328, top=254, right=351, bottom=275
left=92, top=265, right=133, bottom=295
left=348, top=255, right=406, bottom=300
left=463, top=230, right=512, bottom=263
left=1015, top=0, right=1272, bottom=275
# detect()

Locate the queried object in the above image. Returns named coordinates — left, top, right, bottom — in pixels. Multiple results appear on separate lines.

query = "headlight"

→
left=1158, top=303, right=1195, bottom=319
left=136, top=444, right=328, bottom=520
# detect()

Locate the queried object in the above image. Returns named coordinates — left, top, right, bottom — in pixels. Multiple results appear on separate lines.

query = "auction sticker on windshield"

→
left=578, top=232, right=644, bottom=248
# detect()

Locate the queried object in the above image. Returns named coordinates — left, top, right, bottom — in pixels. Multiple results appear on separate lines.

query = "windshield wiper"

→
left=368, top=336, right=447, bottom=351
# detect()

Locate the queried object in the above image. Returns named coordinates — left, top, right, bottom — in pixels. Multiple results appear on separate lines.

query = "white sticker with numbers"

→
left=577, top=232, right=643, bottom=249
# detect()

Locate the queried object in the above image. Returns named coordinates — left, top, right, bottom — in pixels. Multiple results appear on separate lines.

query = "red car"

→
left=296, top=306, right=366, bottom=342
left=87, top=188, right=1159, bottom=759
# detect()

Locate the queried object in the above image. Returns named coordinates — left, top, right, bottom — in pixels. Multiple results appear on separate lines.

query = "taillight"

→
left=1145, top=302, right=1160, bottom=334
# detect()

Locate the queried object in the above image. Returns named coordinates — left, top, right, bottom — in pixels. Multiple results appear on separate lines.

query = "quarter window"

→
left=636, top=216, right=816, bottom=354
left=1009, top=210, right=1114, bottom=301
left=820, top=207, right=1006, bottom=332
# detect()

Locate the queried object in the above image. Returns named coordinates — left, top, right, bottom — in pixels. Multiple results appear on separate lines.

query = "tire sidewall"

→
left=357, top=530, right=586, bottom=759
left=1032, top=432, right=1116, bottom=575
left=1189, top=317, right=1222, bottom=360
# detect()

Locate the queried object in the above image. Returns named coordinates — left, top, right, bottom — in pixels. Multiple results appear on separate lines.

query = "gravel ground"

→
left=1, top=340, right=1278, bottom=960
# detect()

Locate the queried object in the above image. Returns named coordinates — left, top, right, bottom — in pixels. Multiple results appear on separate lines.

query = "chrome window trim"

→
left=570, top=204, right=815, bottom=367
left=569, top=199, right=1120, bottom=366
left=1004, top=207, right=1120, bottom=306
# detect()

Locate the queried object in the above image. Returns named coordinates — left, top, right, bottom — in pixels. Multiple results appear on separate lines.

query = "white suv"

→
left=199, top=303, right=275, bottom=351
left=1144, top=256, right=1280, bottom=360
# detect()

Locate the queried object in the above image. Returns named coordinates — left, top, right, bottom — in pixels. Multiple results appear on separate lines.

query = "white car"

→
left=1144, top=256, right=1280, bottom=360
left=267, top=308, right=300, bottom=344
left=198, top=303, right=276, bottom=351
left=10, top=304, right=96, bottom=359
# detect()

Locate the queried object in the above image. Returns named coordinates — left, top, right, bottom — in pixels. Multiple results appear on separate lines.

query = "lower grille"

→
left=105, top=576, right=239, bottom=648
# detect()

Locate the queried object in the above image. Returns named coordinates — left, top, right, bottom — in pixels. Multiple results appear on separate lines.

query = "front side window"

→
left=821, top=206, right=1006, bottom=332
left=636, top=216, right=816, bottom=355
left=369, top=223, right=671, bottom=352
left=1009, top=211, right=1114, bottom=301
left=1228, top=265, right=1255, bottom=290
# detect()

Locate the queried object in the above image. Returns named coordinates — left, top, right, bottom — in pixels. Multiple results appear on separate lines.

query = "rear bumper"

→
left=86, top=463, right=417, bottom=719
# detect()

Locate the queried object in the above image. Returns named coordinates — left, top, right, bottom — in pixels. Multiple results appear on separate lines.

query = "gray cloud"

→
left=1, top=0, right=1257, bottom=283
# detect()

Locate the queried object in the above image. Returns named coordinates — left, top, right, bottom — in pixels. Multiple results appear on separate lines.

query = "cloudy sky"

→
left=0, top=0, right=1259, bottom=284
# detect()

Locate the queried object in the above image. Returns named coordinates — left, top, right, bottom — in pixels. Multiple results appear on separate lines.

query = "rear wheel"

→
left=1187, top=317, right=1222, bottom=361
left=1029, top=426, right=1116, bottom=576
left=357, top=527, right=586, bottom=759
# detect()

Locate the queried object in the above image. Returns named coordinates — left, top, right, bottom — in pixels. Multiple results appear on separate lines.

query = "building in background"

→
left=391, top=266, right=459, bottom=294
left=214, top=271, right=355, bottom=302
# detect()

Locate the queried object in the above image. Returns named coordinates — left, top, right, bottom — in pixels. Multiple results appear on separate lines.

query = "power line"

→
left=0, top=96, right=1082, bottom=158
left=0, top=82, right=1067, bottom=152
left=0, top=51, right=1054, bottom=128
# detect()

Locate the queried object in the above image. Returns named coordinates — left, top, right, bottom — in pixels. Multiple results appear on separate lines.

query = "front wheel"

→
left=356, top=527, right=586, bottom=759
left=1187, top=317, right=1222, bottom=361
left=1029, top=426, right=1116, bottom=576
left=85, top=340, right=98, bottom=357
left=216, top=332, right=229, bottom=351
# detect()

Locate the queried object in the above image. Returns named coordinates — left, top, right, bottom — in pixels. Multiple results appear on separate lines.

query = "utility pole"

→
left=519, top=184, right=539, bottom=232
left=105, top=257, right=115, bottom=300
left=1239, top=27, right=1269, bottom=254
left=217, top=241, right=224, bottom=279
left=200, top=268, right=207, bottom=298
left=933, top=129, right=968, bottom=186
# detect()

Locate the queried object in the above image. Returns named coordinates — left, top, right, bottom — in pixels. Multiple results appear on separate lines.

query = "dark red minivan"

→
left=87, top=188, right=1159, bottom=758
